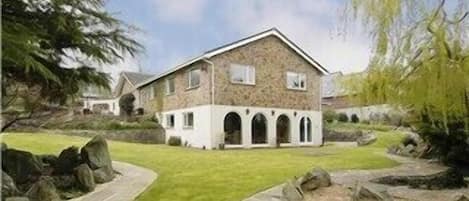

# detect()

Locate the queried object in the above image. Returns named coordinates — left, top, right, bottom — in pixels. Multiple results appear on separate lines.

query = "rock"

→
left=453, top=194, right=469, bottom=201
left=5, top=197, right=30, bottom=201
left=92, top=166, right=115, bottom=183
left=39, top=155, right=58, bottom=167
left=2, top=170, right=20, bottom=198
left=54, top=146, right=81, bottom=175
left=281, top=180, right=303, bottom=201
left=298, top=167, right=331, bottom=191
left=352, top=184, right=393, bottom=201
left=51, top=175, right=76, bottom=190
left=400, top=144, right=416, bottom=157
left=357, top=133, right=377, bottom=146
left=25, top=177, right=61, bottom=201
left=74, top=164, right=95, bottom=192
left=1, top=142, right=8, bottom=152
left=81, top=135, right=112, bottom=170
left=2, top=149, right=43, bottom=184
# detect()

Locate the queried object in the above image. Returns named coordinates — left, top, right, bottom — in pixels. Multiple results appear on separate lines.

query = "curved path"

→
left=71, top=161, right=157, bottom=201
left=244, top=154, right=468, bottom=201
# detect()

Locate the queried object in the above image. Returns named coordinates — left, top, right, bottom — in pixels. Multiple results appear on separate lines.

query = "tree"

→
left=2, top=0, right=143, bottom=131
left=344, top=0, right=469, bottom=164
left=119, top=93, right=135, bottom=117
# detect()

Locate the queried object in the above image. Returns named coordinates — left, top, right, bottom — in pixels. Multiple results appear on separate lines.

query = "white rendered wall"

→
left=160, top=105, right=213, bottom=149
left=210, top=105, right=322, bottom=149
left=84, top=98, right=120, bottom=115
left=334, top=104, right=392, bottom=120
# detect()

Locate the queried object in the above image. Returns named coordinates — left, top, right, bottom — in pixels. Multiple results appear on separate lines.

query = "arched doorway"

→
left=299, top=117, right=312, bottom=143
left=224, top=112, right=242, bottom=145
left=276, top=115, right=290, bottom=143
left=251, top=113, right=267, bottom=144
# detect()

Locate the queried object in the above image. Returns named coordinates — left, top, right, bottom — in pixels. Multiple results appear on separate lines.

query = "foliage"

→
left=167, top=136, right=182, bottom=146
left=119, top=93, right=135, bottom=116
left=323, top=109, right=338, bottom=123
left=345, top=0, right=469, bottom=131
left=337, top=113, right=349, bottom=122
left=4, top=133, right=402, bottom=201
left=351, top=114, right=360, bottom=123
left=1, top=0, right=142, bottom=131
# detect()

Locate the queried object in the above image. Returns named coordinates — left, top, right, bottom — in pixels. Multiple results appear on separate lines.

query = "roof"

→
left=121, top=71, right=153, bottom=86
left=136, top=28, right=329, bottom=89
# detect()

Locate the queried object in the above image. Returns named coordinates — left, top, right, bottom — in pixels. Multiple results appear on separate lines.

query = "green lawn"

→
left=2, top=130, right=403, bottom=201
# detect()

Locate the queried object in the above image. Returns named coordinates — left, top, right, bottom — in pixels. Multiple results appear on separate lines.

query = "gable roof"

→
left=114, top=71, right=153, bottom=97
left=136, top=28, right=329, bottom=89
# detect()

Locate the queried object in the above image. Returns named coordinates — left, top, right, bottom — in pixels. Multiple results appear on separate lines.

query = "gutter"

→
left=202, top=58, right=215, bottom=105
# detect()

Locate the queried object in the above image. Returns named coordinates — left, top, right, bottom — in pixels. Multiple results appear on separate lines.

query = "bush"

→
left=119, top=93, right=135, bottom=116
left=351, top=114, right=359, bottom=123
left=337, top=113, right=349, bottom=122
left=82, top=108, right=92, bottom=115
left=323, top=109, right=337, bottom=123
left=168, top=136, right=182, bottom=146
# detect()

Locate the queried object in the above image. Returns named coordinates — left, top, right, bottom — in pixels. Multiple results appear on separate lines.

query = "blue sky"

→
left=103, top=0, right=372, bottom=82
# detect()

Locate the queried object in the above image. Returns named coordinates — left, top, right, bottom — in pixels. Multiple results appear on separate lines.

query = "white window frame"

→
left=187, top=68, right=201, bottom=89
left=286, top=72, right=306, bottom=90
left=166, top=114, right=175, bottom=129
left=230, top=64, right=255, bottom=85
left=165, top=77, right=175, bottom=95
left=183, top=112, right=194, bottom=129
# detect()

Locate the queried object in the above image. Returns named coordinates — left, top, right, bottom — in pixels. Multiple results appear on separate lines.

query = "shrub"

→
left=119, top=93, right=135, bottom=116
left=82, top=108, right=92, bottom=115
left=168, top=136, right=182, bottom=146
left=351, top=114, right=359, bottom=123
left=337, top=113, right=349, bottom=122
left=323, top=109, right=337, bottom=123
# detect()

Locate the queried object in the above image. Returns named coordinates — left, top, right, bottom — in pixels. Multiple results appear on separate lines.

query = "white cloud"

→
left=151, top=0, right=208, bottom=24
left=221, top=0, right=371, bottom=73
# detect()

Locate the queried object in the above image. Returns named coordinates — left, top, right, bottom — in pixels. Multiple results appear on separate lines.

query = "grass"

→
left=2, top=129, right=404, bottom=201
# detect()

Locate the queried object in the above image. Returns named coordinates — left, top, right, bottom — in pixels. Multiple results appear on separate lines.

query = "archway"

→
left=276, top=115, right=290, bottom=143
left=224, top=112, right=242, bottom=145
left=299, top=117, right=312, bottom=143
left=251, top=113, right=267, bottom=144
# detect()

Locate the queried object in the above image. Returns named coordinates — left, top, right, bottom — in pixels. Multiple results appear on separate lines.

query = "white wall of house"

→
left=83, top=98, right=120, bottom=115
left=159, top=104, right=322, bottom=149
left=334, top=104, right=392, bottom=121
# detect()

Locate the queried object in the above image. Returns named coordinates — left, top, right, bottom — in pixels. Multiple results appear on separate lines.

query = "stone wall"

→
left=211, top=36, right=322, bottom=111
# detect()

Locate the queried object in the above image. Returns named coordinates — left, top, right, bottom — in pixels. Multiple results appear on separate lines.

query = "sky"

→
left=103, top=0, right=372, bottom=83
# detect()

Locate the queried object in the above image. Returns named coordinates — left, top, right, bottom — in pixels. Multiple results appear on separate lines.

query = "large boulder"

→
left=74, top=164, right=95, bottom=192
left=54, top=146, right=81, bottom=175
left=2, top=170, right=20, bottom=198
left=281, top=180, right=303, bottom=201
left=80, top=135, right=112, bottom=170
left=25, top=177, right=61, bottom=201
left=400, top=144, right=416, bottom=157
left=2, top=149, right=43, bottom=184
left=51, top=175, right=76, bottom=190
left=92, top=166, right=115, bottom=184
left=357, top=132, right=377, bottom=146
left=352, top=184, right=393, bottom=201
left=39, top=155, right=58, bottom=168
left=298, top=167, right=331, bottom=191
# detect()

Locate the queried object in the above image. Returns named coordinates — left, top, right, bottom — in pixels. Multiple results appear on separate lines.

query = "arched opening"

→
left=299, top=117, right=312, bottom=143
left=224, top=112, right=242, bottom=145
left=276, top=115, right=290, bottom=143
left=251, top=113, right=267, bottom=144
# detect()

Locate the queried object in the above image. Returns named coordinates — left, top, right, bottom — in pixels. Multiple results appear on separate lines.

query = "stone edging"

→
left=70, top=161, right=157, bottom=201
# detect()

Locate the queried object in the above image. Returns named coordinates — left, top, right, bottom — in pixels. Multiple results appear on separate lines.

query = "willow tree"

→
left=344, top=0, right=469, bottom=130
left=1, top=0, right=143, bottom=131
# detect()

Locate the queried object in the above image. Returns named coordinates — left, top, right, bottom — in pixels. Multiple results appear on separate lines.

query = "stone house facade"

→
left=137, top=28, right=328, bottom=149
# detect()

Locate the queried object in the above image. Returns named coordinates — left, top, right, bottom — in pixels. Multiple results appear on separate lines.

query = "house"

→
left=83, top=71, right=153, bottom=115
left=136, top=28, right=328, bottom=149
left=321, top=71, right=392, bottom=120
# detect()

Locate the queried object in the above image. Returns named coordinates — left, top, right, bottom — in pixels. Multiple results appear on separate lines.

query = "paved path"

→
left=244, top=154, right=468, bottom=201
left=70, top=161, right=157, bottom=201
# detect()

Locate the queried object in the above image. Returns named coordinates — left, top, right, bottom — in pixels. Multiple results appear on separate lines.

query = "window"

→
left=183, top=112, right=194, bottom=128
left=165, top=77, right=175, bottom=95
left=187, top=69, right=201, bottom=89
left=286, top=72, right=306, bottom=90
left=230, top=64, right=255, bottom=85
left=142, top=85, right=155, bottom=102
left=166, top=114, right=175, bottom=128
